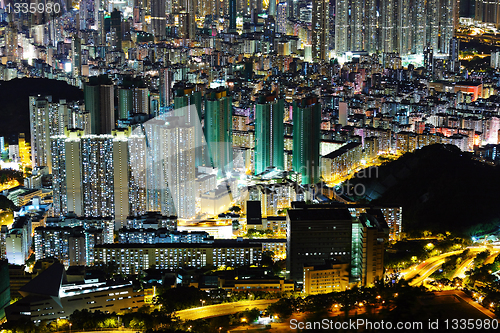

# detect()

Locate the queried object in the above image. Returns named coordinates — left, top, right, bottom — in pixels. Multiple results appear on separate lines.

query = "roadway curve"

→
left=409, top=259, right=446, bottom=286
left=403, top=247, right=496, bottom=286
left=175, top=299, right=279, bottom=321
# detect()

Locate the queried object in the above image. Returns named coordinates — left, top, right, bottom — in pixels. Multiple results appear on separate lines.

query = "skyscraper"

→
left=292, top=96, right=321, bottom=185
left=110, top=8, right=122, bottom=50
left=30, top=96, right=81, bottom=172
left=254, top=94, right=284, bottom=175
left=51, top=129, right=133, bottom=229
left=277, top=1, right=288, bottom=33
left=334, top=0, right=455, bottom=56
left=475, top=0, right=500, bottom=25
left=229, top=0, right=237, bottom=31
left=133, top=87, right=149, bottom=114
left=151, top=0, right=167, bottom=38
left=205, top=89, right=233, bottom=178
left=140, top=116, right=197, bottom=219
left=311, top=0, right=329, bottom=61
left=81, top=135, right=115, bottom=218
left=118, top=87, right=133, bottom=120
left=174, top=84, right=204, bottom=167
left=83, top=76, right=115, bottom=135
left=71, top=36, right=81, bottom=78
left=269, top=0, right=277, bottom=16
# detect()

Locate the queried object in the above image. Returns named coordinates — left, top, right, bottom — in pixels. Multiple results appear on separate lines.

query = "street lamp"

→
left=200, top=299, right=205, bottom=307
left=69, top=323, right=72, bottom=333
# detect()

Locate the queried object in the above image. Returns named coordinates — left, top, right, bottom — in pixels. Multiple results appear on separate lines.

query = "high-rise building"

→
left=138, top=116, right=197, bottom=219
left=110, top=8, right=122, bottom=50
left=151, top=0, right=167, bottom=38
left=229, top=0, right=237, bottom=31
left=30, top=96, right=85, bottom=172
left=133, top=87, right=150, bottom=114
left=34, top=226, right=86, bottom=267
left=51, top=128, right=133, bottom=229
left=292, top=96, right=321, bottom=185
left=311, top=0, right=329, bottom=61
left=174, top=84, right=204, bottom=167
left=160, top=69, right=173, bottom=109
left=5, top=23, right=18, bottom=63
left=277, top=1, right=288, bottom=33
left=71, top=36, right=81, bottom=78
left=449, top=37, right=460, bottom=73
left=118, top=87, right=133, bottom=120
left=335, top=0, right=455, bottom=56
left=83, top=76, right=115, bottom=135
left=205, top=89, right=233, bottom=178
left=268, top=0, right=277, bottom=16
left=254, top=94, right=285, bottom=175
left=475, top=0, right=500, bottom=25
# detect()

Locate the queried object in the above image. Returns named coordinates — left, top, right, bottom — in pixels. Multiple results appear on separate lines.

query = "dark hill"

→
left=0, top=78, right=83, bottom=140
left=349, top=144, right=500, bottom=237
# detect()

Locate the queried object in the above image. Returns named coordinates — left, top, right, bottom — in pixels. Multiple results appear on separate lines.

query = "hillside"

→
left=0, top=78, right=83, bottom=140
left=348, top=144, right=500, bottom=237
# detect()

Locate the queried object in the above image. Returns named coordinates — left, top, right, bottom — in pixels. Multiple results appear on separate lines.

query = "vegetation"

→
left=0, top=195, right=16, bottom=211
left=349, top=144, right=500, bottom=237
left=155, top=286, right=210, bottom=312
left=430, top=249, right=472, bottom=279
left=385, top=235, right=470, bottom=269
left=0, top=169, right=23, bottom=185
left=244, top=228, right=275, bottom=238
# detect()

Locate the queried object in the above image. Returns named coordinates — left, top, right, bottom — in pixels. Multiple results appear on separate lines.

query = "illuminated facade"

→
left=254, top=95, right=285, bottom=175
left=34, top=226, right=86, bottom=267
left=95, top=240, right=271, bottom=274
left=335, top=0, right=455, bottom=55
left=311, top=0, right=329, bottom=61
left=321, top=142, right=363, bottom=183
left=286, top=204, right=388, bottom=286
left=205, top=89, right=233, bottom=178
left=51, top=129, right=132, bottom=229
left=292, top=96, right=321, bottom=185
left=303, top=262, right=350, bottom=294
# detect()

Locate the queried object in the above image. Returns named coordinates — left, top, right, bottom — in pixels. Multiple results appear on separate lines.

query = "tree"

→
left=242, top=308, right=260, bottom=323
left=155, top=286, right=210, bottom=313
left=228, top=206, right=241, bottom=213
left=267, top=298, right=294, bottom=320
left=0, top=195, right=16, bottom=210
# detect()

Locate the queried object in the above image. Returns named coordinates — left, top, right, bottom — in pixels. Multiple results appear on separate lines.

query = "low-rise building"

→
left=303, top=262, right=350, bottom=295
left=6, top=263, right=145, bottom=323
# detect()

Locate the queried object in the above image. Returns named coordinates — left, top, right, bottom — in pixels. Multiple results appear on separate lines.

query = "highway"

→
left=409, top=259, right=446, bottom=286
left=175, top=299, right=279, bottom=321
left=403, top=246, right=497, bottom=286
left=452, top=257, right=475, bottom=279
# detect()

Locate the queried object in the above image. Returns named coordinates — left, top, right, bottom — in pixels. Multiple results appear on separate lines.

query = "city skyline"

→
left=1, top=0, right=500, bottom=331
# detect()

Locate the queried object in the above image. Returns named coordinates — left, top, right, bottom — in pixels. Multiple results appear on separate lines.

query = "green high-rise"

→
left=174, top=85, right=204, bottom=167
left=205, top=89, right=233, bottom=178
left=292, top=96, right=321, bottom=185
left=118, top=87, right=133, bottom=119
left=255, top=94, right=284, bottom=175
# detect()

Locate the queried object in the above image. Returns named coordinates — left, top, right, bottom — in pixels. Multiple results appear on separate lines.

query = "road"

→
left=452, top=257, right=475, bottom=279
left=409, top=259, right=446, bottom=286
left=402, top=250, right=464, bottom=281
left=404, top=247, right=496, bottom=286
left=483, top=252, right=500, bottom=265
left=175, top=299, right=279, bottom=321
